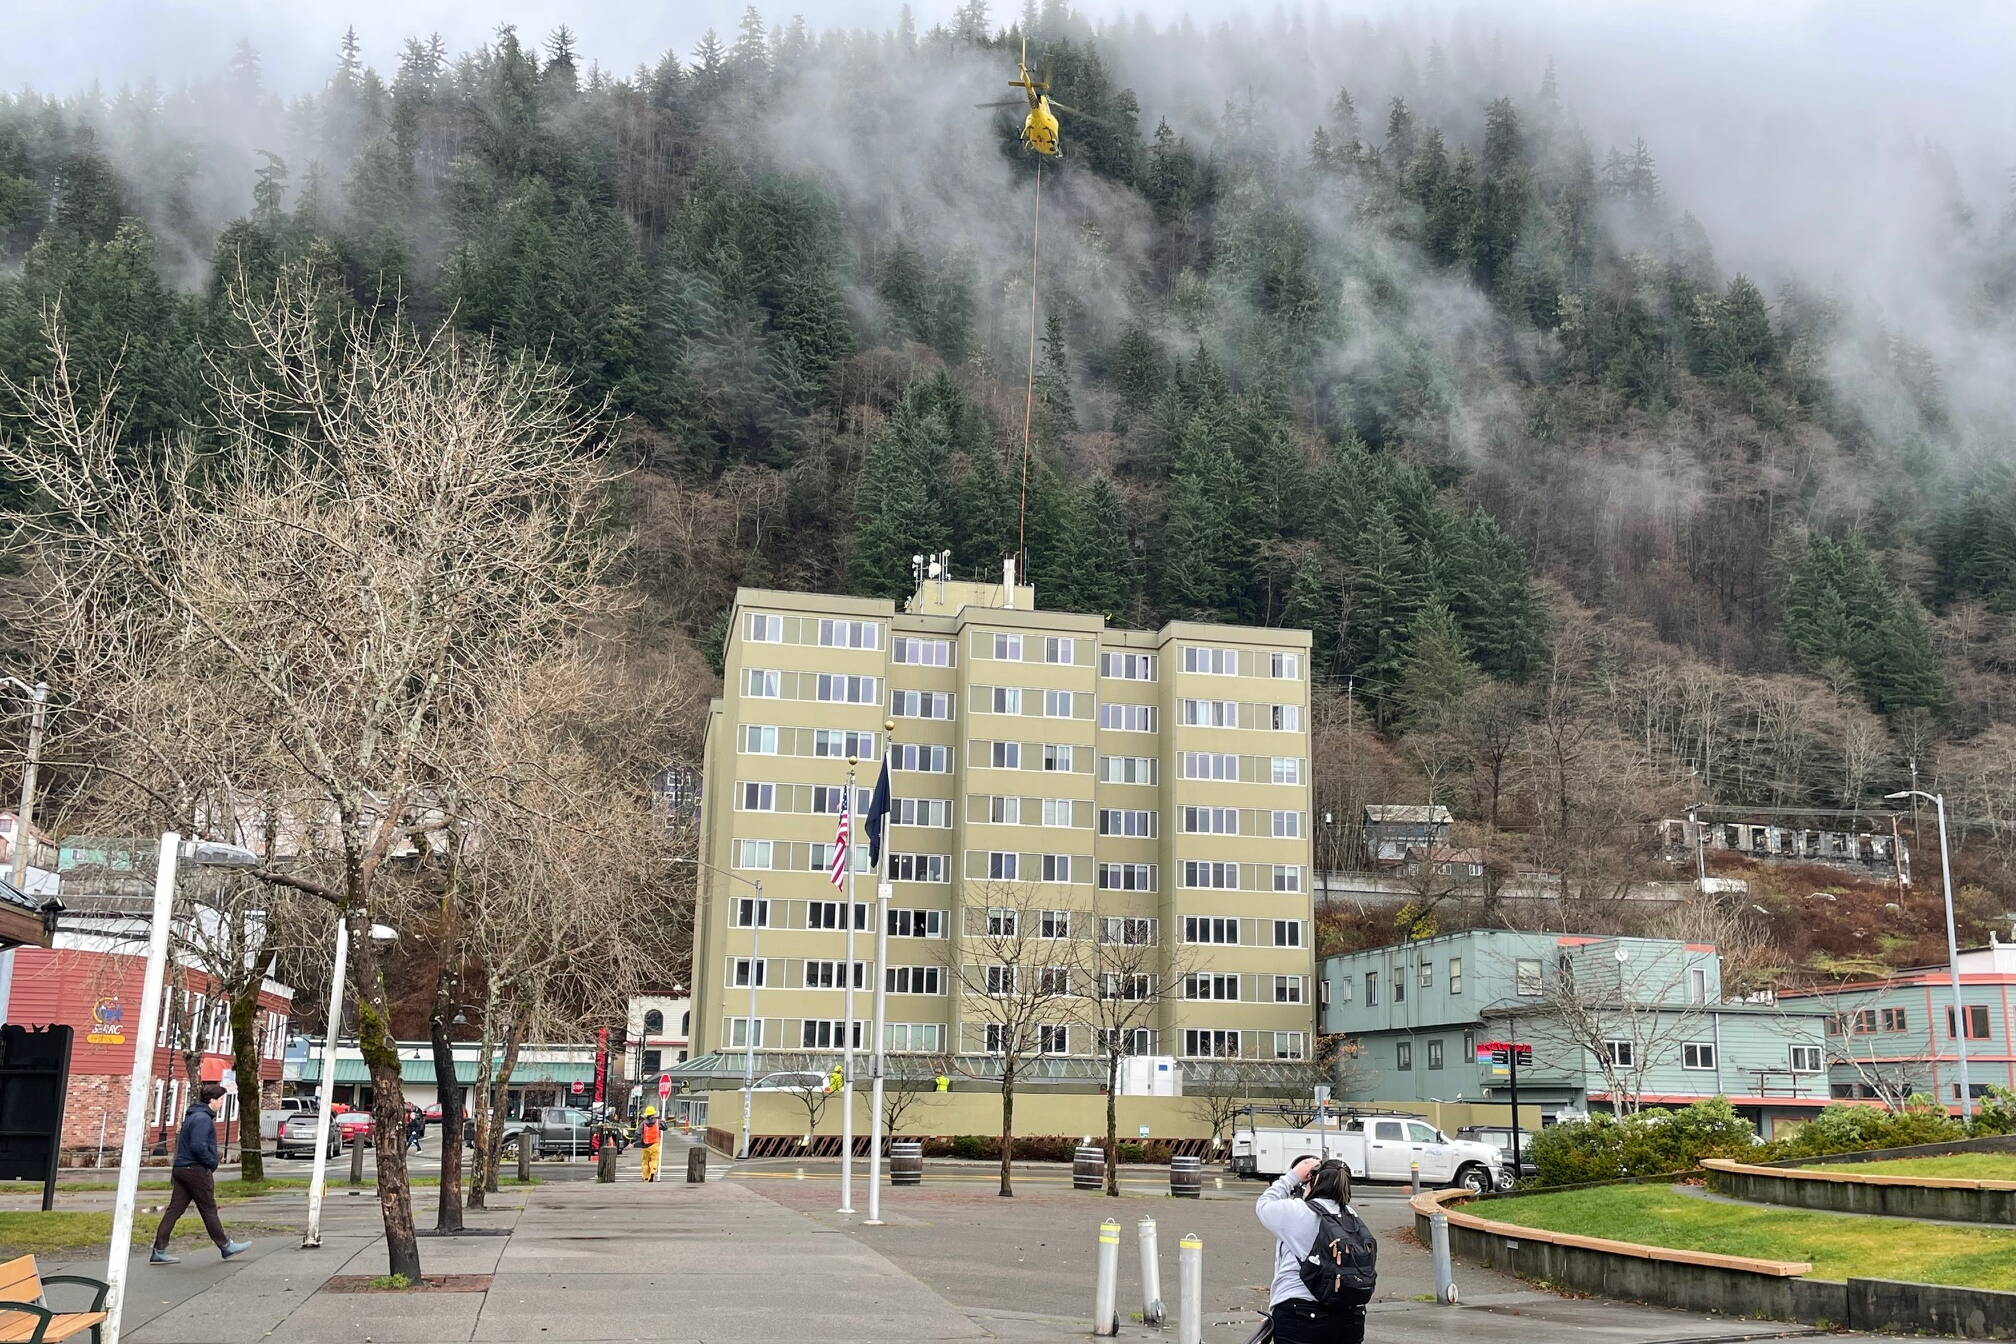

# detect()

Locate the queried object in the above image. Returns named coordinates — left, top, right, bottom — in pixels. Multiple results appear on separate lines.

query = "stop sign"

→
left=657, top=1074, right=671, bottom=1099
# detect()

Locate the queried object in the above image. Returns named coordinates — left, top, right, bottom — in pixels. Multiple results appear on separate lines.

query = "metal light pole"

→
left=865, top=730, right=895, bottom=1226
left=0, top=677, right=49, bottom=1026
left=840, top=765, right=857, bottom=1215
left=1887, top=789, right=1974, bottom=1118
left=103, top=834, right=259, bottom=1344
left=302, top=917, right=397, bottom=1248
left=673, top=858, right=765, bottom=1159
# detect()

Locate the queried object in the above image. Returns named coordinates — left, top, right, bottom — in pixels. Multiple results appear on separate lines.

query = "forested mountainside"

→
left=5, top=4, right=2016, bottom=960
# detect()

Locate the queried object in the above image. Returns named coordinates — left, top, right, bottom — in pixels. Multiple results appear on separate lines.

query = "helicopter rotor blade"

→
left=975, top=99, right=1024, bottom=109
left=1047, top=99, right=1088, bottom=117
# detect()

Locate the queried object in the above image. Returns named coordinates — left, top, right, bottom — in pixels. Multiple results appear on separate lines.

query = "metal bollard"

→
left=1178, top=1233, right=1203, bottom=1344
left=597, top=1141, right=617, bottom=1183
left=1430, top=1211, right=1459, bottom=1305
left=1138, top=1216, right=1165, bottom=1326
left=1093, top=1218, right=1120, bottom=1336
left=349, top=1135, right=365, bottom=1186
left=1410, top=1161, right=1421, bottom=1196
left=687, top=1147, right=708, bottom=1183
left=517, top=1134, right=533, bottom=1182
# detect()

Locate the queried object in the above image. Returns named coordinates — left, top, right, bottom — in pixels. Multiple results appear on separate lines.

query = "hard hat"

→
left=644, top=1106, right=657, bottom=1116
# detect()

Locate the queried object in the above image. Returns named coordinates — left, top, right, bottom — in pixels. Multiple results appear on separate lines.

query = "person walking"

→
left=637, top=1106, right=662, bottom=1182
left=1254, top=1156, right=1377, bottom=1343
left=150, top=1083, right=251, bottom=1264
left=405, top=1106, right=426, bottom=1152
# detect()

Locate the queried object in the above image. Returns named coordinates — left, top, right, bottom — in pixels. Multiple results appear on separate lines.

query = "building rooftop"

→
left=1364, top=805, right=1453, bottom=825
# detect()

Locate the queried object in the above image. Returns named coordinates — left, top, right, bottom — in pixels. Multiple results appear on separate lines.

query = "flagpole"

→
left=839, top=763, right=857, bottom=1215
left=866, top=724, right=896, bottom=1226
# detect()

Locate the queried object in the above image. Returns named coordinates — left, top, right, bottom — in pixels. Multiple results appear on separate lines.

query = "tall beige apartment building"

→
left=691, top=569, right=1315, bottom=1085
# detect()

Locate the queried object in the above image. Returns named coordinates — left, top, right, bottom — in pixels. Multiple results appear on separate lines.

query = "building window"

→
left=738, top=782, right=775, bottom=811
left=984, top=741, right=1020, bottom=770
left=889, top=854, right=949, bottom=883
left=1272, top=810, right=1303, bottom=838
left=1682, top=1042, right=1716, bottom=1070
left=1101, top=915, right=1157, bottom=944
left=746, top=668, right=781, bottom=698
left=1689, top=967, right=1708, bottom=1004
left=730, top=959, right=766, bottom=987
left=811, top=729, right=877, bottom=759
left=1270, top=757, right=1302, bottom=785
left=1274, top=975, right=1304, bottom=1004
left=817, top=618, right=880, bottom=649
left=735, top=840, right=774, bottom=870
left=986, top=852, right=1020, bottom=880
left=1789, top=1044, right=1822, bottom=1073
left=1946, top=1005, right=1992, bottom=1040
left=725, top=1018, right=763, bottom=1048
left=1181, top=752, right=1239, bottom=781
left=1182, top=916, right=1237, bottom=945
left=1268, top=704, right=1301, bottom=732
left=890, top=743, right=949, bottom=772
left=1365, top=971, right=1379, bottom=1005
left=993, top=633, right=1022, bottom=661
left=801, top=1020, right=865, bottom=1050
left=1043, top=636, right=1074, bottom=664
left=1271, top=865, right=1302, bottom=893
left=986, top=795, right=1021, bottom=825
left=1274, top=1032, right=1307, bottom=1061
left=1100, top=755, right=1156, bottom=784
left=887, top=907, right=944, bottom=937
left=1179, top=698, right=1238, bottom=728
left=1182, top=646, right=1238, bottom=675
left=1461, top=1030, right=1474, bottom=1057
left=1039, top=1025, right=1070, bottom=1055
left=984, top=1023, right=1009, bottom=1054
left=1101, top=1027, right=1154, bottom=1054
left=887, top=1023, right=944, bottom=1052
left=1418, top=961, right=1433, bottom=988
left=1272, top=919, right=1303, bottom=947
left=814, top=673, right=879, bottom=704
left=1183, top=1029, right=1239, bottom=1059
left=1038, top=909, right=1072, bottom=939
left=1041, top=743, right=1076, bottom=772
left=1396, top=1042, right=1412, bottom=1071
left=1267, top=651, right=1300, bottom=679
left=1038, top=798, right=1072, bottom=827
left=986, top=907, right=1019, bottom=937
left=891, top=690, right=954, bottom=719
left=808, top=901, right=870, bottom=931
left=1426, top=1040, right=1444, bottom=1069
left=1181, top=806, right=1237, bottom=835
left=1185, top=973, right=1239, bottom=1001
left=1851, top=1009, right=1876, bottom=1034
left=1040, top=854, right=1073, bottom=884
left=1514, top=959, right=1543, bottom=997
left=732, top=897, right=769, bottom=928
left=1449, top=958, right=1463, bottom=994
left=1099, top=809, right=1156, bottom=838
left=741, top=724, right=778, bottom=754
left=1881, top=1007, right=1907, bottom=1031
left=989, top=686, right=1023, bottom=715
left=642, top=1048, right=662, bottom=1075
left=748, top=612, right=784, bottom=642
left=1100, top=651, right=1155, bottom=680
left=1603, top=1040, right=1635, bottom=1068
left=891, top=798, right=951, bottom=828
left=1098, top=864, right=1156, bottom=893
left=1099, top=703, right=1156, bottom=732
left=886, top=966, right=943, bottom=995
left=1181, top=861, right=1238, bottom=889
left=1393, top=975, right=1405, bottom=1004
left=984, top=965, right=1019, bottom=995
left=893, top=636, right=951, bottom=666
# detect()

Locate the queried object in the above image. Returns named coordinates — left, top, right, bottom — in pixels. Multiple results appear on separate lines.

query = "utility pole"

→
left=0, top=678, right=49, bottom=1026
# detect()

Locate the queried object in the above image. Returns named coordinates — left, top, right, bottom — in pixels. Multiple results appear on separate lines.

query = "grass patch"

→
left=1479, top=1184, right=2016, bottom=1290
left=366, top=1274, right=413, bottom=1290
left=1804, top=1154, right=2016, bottom=1182
left=0, top=1211, right=289, bottom=1260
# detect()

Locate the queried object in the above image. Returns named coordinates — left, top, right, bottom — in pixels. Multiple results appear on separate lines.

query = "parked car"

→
left=1231, top=1112, right=1505, bottom=1193
left=1453, top=1126, right=1539, bottom=1185
left=464, top=1106, right=604, bottom=1158
left=275, top=1112, right=344, bottom=1159
left=259, top=1096, right=312, bottom=1142
left=752, top=1071, right=828, bottom=1093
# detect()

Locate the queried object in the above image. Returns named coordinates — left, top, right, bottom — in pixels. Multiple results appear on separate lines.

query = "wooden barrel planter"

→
left=1073, top=1146, right=1105, bottom=1190
left=1170, top=1155, right=1202, bottom=1199
left=889, top=1141, right=923, bottom=1187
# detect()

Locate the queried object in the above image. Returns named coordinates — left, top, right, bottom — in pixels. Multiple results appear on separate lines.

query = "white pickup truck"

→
left=1230, top=1112, right=1507, bottom=1193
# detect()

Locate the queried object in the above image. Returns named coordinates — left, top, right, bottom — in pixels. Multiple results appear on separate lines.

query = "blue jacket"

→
left=173, top=1101, right=220, bottom=1170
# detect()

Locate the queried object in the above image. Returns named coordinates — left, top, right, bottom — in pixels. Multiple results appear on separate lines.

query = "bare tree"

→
left=786, top=1077, right=832, bottom=1144
left=0, top=273, right=639, bottom=1278
left=1183, top=1066, right=1253, bottom=1160
left=942, top=882, right=1077, bottom=1196
left=1510, top=944, right=1713, bottom=1114
left=877, top=1054, right=942, bottom=1138
left=1070, top=918, right=1194, bottom=1195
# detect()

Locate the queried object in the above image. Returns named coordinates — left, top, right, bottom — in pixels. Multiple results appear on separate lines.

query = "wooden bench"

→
left=0, top=1255, right=109, bottom=1343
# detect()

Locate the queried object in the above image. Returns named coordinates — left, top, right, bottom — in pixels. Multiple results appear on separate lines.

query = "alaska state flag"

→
left=865, top=751, right=893, bottom=865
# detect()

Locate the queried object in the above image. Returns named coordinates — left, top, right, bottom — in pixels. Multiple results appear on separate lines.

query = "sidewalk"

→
left=39, top=1140, right=2001, bottom=1344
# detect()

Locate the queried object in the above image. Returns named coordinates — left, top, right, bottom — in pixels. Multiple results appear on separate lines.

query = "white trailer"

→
left=1230, top=1111, right=1505, bottom=1193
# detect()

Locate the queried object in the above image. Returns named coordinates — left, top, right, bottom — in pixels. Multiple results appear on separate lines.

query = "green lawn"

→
left=1804, top=1153, right=2016, bottom=1182
left=1478, top=1184, right=2016, bottom=1290
left=0, top=1211, right=292, bottom=1262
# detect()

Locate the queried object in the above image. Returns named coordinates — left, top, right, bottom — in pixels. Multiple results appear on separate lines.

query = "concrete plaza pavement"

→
left=25, top=1138, right=2000, bottom=1343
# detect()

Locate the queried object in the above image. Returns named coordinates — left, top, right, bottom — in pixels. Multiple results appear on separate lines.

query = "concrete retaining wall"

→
left=1704, top=1160, right=2016, bottom=1224
left=1414, top=1189, right=2016, bottom=1339
left=1759, top=1134, right=2016, bottom=1169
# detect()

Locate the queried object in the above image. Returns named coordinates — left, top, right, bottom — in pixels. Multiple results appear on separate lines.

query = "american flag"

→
left=828, top=788, right=851, bottom=887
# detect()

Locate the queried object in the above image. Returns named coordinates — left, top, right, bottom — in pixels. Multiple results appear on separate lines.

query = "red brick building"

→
left=8, top=945, right=292, bottom=1163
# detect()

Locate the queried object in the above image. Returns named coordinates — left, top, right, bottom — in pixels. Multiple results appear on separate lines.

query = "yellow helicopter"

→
left=976, top=39, right=1085, bottom=157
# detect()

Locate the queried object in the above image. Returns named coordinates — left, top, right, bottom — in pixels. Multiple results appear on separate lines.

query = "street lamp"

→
left=302, top=917, right=399, bottom=1249
left=0, top=676, right=49, bottom=1026
left=1886, top=789, right=1973, bottom=1119
left=103, top=833, right=260, bottom=1344
left=672, top=857, right=764, bottom=1160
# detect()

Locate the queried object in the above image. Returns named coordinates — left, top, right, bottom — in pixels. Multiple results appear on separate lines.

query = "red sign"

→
left=657, top=1074, right=671, bottom=1099
left=1477, top=1041, right=1532, bottom=1055
left=570, top=1081, right=585, bottom=1095
left=593, top=1027, right=609, bottom=1105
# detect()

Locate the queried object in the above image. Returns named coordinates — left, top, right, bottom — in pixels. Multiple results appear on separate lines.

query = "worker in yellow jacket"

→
left=639, top=1107, right=663, bottom=1182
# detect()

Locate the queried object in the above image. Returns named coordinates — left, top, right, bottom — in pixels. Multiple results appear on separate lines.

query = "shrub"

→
left=949, top=1134, right=988, bottom=1160
left=1528, top=1098, right=1762, bottom=1187
left=1757, top=1101, right=1965, bottom=1162
left=1970, top=1086, right=2016, bottom=1137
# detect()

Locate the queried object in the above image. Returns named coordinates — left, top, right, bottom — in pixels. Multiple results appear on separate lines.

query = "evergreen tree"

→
left=1156, top=419, right=1244, bottom=620
left=1396, top=602, right=1478, bottom=725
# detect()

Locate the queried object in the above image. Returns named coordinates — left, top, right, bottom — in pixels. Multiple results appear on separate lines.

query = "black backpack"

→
left=1296, top=1202, right=1377, bottom=1305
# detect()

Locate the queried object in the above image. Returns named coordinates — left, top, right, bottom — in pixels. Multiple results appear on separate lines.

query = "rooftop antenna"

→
left=935, top=550, right=949, bottom=606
